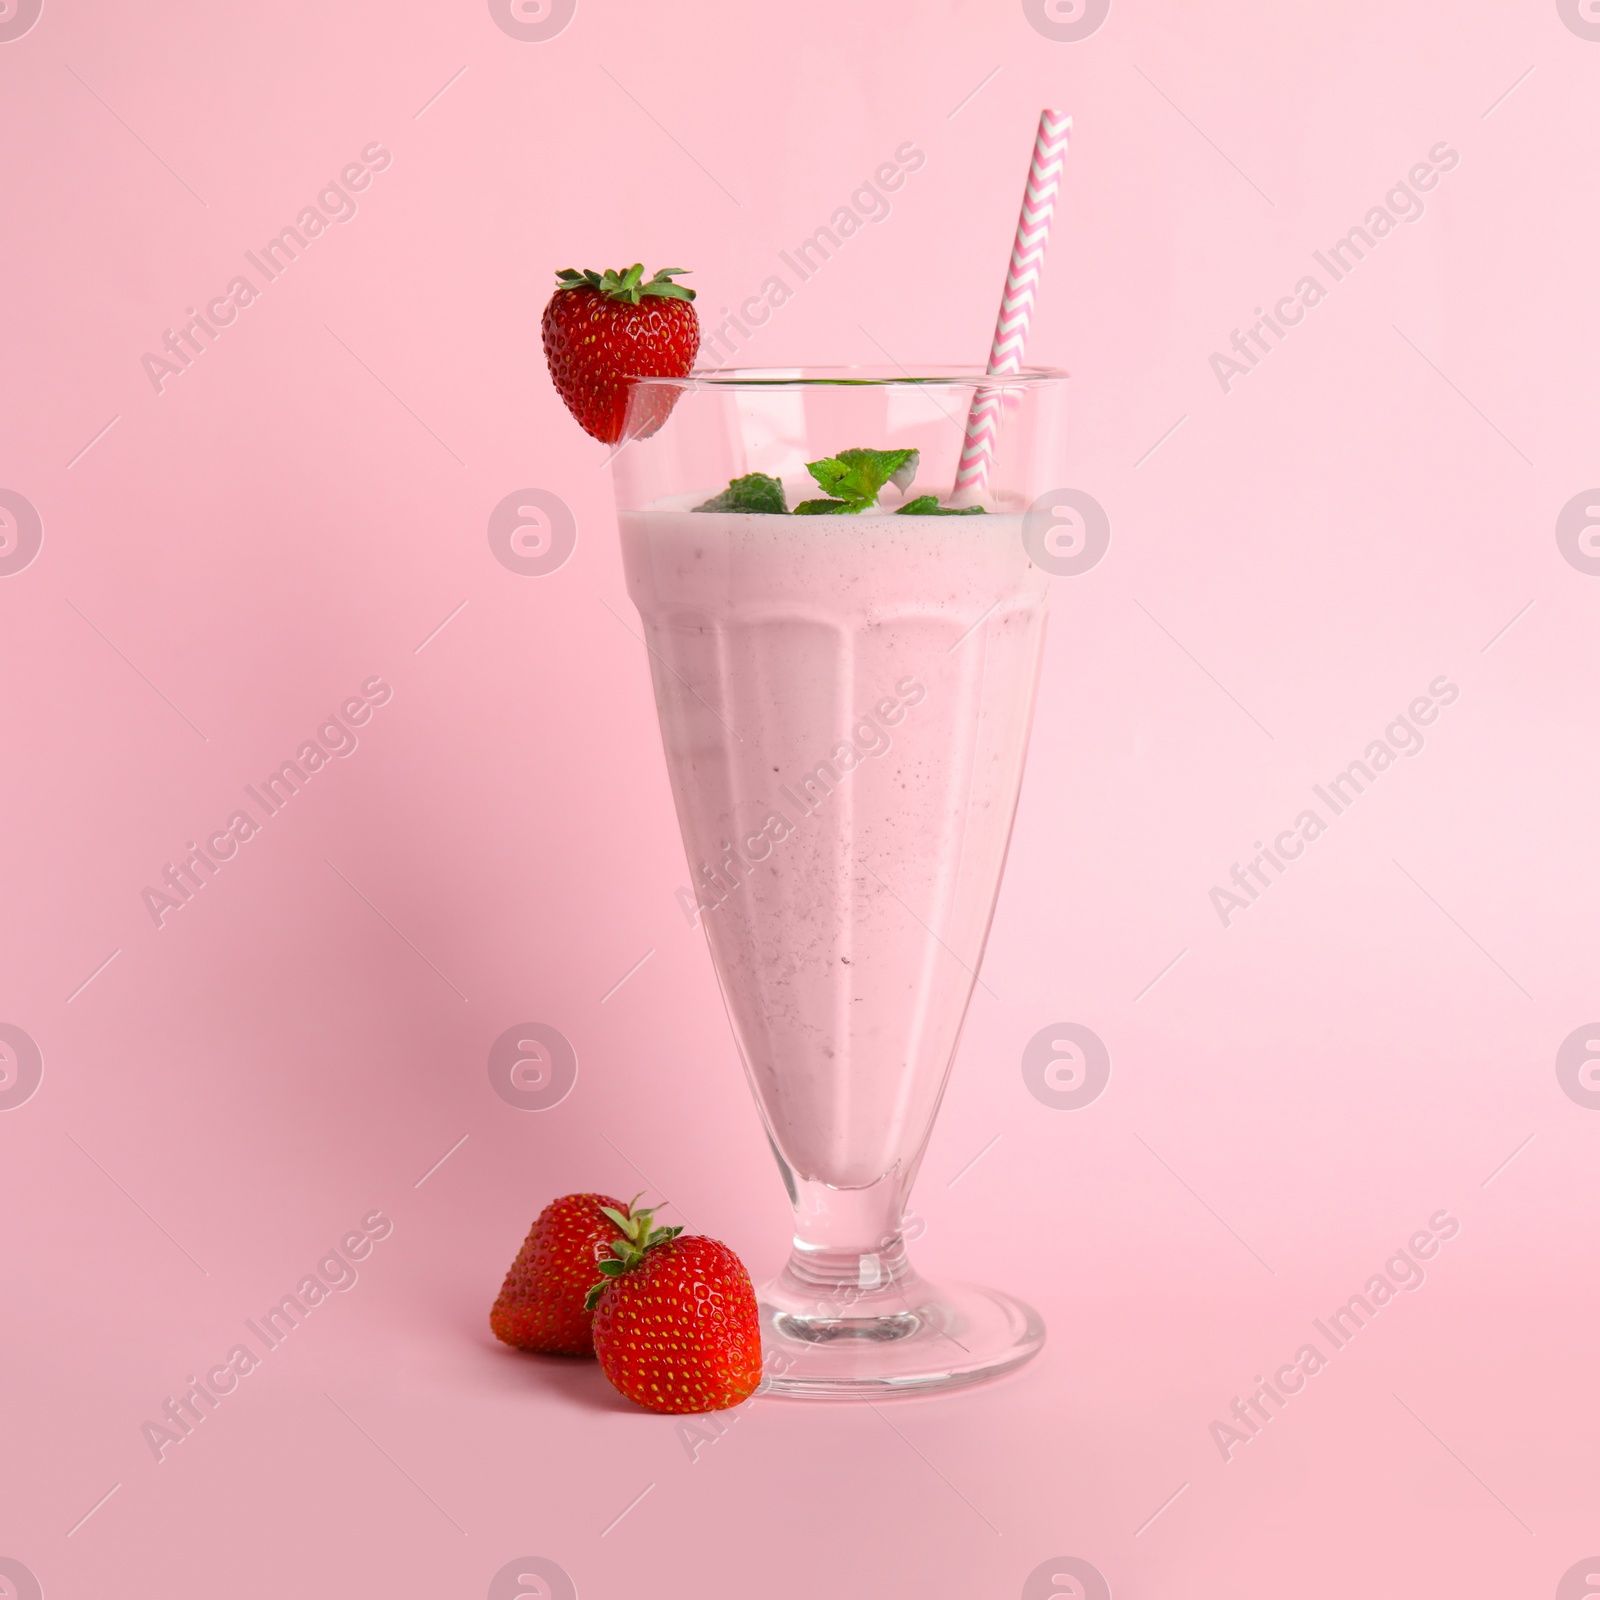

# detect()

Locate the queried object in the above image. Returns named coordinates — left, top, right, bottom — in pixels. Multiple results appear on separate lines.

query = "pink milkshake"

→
left=613, top=369, right=1065, bottom=1394
left=623, top=503, right=1046, bottom=1191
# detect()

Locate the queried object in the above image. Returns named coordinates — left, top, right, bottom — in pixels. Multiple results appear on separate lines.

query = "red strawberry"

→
left=491, top=1192, right=629, bottom=1355
left=587, top=1208, right=762, bottom=1414
left=541, top=263, right=700, bottom=444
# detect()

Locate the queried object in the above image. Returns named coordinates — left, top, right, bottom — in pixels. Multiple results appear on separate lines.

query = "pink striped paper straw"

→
left=953, top=109, right=1072, bottom=500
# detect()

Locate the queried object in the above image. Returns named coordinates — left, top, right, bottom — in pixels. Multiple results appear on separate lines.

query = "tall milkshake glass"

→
left=612, top=367, right=1065, bottom=1396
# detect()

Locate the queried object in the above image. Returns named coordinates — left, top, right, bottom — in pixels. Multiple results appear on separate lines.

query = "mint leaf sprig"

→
left=690, top=447, right=986, bottom=516
left=896, top=494, right=986, bottom=516
left=694, top=472, right=788, bottom=513
left=794, top=448, right=919, bottom=515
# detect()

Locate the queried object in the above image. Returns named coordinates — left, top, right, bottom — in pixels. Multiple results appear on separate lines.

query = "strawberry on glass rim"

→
left=541, top=263, right=700, bottom=444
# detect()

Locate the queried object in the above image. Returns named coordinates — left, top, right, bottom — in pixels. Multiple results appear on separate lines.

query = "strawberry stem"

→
left=585, top=1198, right=684, bottom=1310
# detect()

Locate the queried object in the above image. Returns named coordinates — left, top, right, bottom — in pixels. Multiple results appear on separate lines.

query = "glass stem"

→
left=774, top=1173, right=920, bottom=1318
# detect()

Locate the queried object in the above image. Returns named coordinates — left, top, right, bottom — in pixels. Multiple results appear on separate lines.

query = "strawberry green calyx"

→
left=584, top=1200, right=684, bottom=1310
left=554, top=264, right=696, bottom=304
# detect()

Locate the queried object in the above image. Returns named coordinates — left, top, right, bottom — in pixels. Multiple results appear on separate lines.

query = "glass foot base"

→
left=757, top=1277, right=1045, bottom=1399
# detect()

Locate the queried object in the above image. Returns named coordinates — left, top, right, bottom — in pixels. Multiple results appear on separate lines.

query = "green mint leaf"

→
left=896, top=495, right=988, bottom=516
left=804, top=447, right=919, bottom=508
left=885, top=452, right=921, bottom=493
left=694, top=472, right=788, bottom=514
left=794, top=498, right=858, bottom=515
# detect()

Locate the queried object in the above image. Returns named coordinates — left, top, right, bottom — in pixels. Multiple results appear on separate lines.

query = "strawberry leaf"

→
left=553, top=264, right=696, bottom=304
left=641, top=267, right=696, bottom=302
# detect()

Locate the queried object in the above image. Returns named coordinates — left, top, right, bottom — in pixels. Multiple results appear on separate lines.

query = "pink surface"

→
left=2, top=1, right=1599, bottom=1595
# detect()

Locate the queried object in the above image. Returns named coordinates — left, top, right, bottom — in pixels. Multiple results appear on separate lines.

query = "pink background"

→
left=3, top=0, right=1599, bottom=1595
